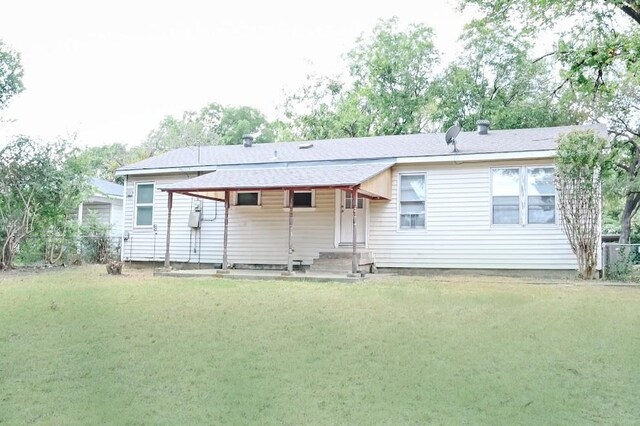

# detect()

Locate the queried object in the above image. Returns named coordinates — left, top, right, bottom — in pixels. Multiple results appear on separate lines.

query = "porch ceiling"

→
left=160, top=161, right=395, bottom=201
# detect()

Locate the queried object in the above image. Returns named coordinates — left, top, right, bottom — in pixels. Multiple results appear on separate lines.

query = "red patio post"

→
left=164, top=191, right=173, bottom=269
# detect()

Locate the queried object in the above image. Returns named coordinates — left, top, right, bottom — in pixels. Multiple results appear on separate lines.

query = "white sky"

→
left=0, top=0, right=473, bottom=148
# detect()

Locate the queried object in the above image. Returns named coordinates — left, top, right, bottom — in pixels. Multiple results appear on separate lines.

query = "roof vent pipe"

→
left=242, top=134, right=254, bottom=147
left=477, top=120, right=490, bottom=135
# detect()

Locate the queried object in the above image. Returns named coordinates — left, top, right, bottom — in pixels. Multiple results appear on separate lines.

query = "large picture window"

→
left=399, top=174, right=426, bottom=229
left=135, top=183, right=154, bottom=226
left=491, top=167, right=556, bottom=225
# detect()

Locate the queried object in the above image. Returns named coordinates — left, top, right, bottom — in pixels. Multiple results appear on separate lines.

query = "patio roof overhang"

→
left=159, top=160, right=395, bottom=201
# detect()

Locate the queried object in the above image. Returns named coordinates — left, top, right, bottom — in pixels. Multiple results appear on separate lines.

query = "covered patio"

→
left=159, top=161, right=393, bottom=276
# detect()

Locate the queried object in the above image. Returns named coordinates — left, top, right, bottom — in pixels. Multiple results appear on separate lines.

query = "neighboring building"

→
left=115, top=123, right=606, bottom=274
left=78, top=178, right=124, bottom=239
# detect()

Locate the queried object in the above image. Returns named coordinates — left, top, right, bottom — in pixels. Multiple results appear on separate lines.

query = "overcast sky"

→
left=0, top=0, right=473, bottom=148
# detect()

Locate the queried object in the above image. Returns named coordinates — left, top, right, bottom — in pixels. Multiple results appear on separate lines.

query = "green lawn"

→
left=1, top=266, right=639, bottom=425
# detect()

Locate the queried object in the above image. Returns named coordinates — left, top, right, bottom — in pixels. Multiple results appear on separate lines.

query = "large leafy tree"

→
left=143, top=103, right=283, bottom=154
left=0, top=137, right=90, bottom=267
left=0, top=40, right=24, bottom=111
left=285, top=18, right=439, bottom=139
left=431, top=20, right=582, bottom=131
left=76, top=143, right=149, bottom=183
left=458, top=0, right=640, bottom=94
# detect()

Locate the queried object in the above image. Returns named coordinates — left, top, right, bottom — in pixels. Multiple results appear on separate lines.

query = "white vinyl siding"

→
left=122, top=159, right=579, bottom=270
left=369, top=161, right=577, bottom=270
left=135, top=183, right=154, bottom=227
left=123, top=175, right=337, bottom=265
left=399, top=174, right=426, bottom=229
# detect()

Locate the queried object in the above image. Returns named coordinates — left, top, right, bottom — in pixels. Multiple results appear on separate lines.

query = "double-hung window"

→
left=399, top=174, right=426, bottom=229
left=491, top=168, right=520, bottom=224
left=527, top=167, right=555, bottom=224
left=491, top=167, right=556, bottom=225
left=135, top=183, right=154, bottom=227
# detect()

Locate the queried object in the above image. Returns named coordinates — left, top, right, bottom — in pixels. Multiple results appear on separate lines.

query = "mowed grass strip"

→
left=1, top=266, right=639, bottom=424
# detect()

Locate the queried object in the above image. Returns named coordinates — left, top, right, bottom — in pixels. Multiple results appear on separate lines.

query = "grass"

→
left=1, top=266, right=639, bottom=424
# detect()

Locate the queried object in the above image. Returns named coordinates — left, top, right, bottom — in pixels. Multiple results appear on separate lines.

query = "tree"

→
left=285, top=18, right=439, bottom=139
left=555, top=130, right=610, bottom=279
left=0, top=137, right=90, bottom=267
left=431, top=20, right=582, bottom=131
left=0, top=40, right=24, bottom=111
left=77, top=143, right=149, bottom=183
left=142, top=102, right=282, bottom=154
left=458, top=0, right=640, bottom=94
left=591, top=74, right=640, bottom=242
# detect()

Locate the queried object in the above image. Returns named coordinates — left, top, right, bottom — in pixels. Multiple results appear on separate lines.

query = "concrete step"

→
left=318, top=251, right=354, bottom=260
left=311, top=251, right=375, bottom=273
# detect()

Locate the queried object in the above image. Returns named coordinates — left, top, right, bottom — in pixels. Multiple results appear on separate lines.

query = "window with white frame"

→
left=235, top=191, right=261, bottom=206
left=399, top=174, right=426, bottom=229
left=491, top=168, right=520, bottom=224
left=285, top=190, right=315, bottom=208
left=491, top=167, right=556, bottom=225
left=135, top=183, right=154, bottom=226
left=527, top=167, right=555, bottom=224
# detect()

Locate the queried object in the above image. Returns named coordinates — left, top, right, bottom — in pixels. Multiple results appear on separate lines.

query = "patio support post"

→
left=222, top=191, right=229, bottom=270
left=287, top=190, right=294, bottom=274
left=351, top=187, right=358, bottom=275
left=164, top=192, right=173, bottom=268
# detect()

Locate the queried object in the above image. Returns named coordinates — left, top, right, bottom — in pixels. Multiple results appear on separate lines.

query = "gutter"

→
left=116, top=149, right=557, bottom=176
left=396, top=150, right=556, bottom=164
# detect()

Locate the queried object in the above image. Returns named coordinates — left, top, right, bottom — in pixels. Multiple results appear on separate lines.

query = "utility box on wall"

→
left=188, top=211, right=202, bottom=228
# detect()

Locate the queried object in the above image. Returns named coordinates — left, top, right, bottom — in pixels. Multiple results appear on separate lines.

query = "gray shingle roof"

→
left=91, top=178, right=124, bottom=198
left=161, top=161, right=395, bottom=192
left=118, top=124, right=607, bottom=174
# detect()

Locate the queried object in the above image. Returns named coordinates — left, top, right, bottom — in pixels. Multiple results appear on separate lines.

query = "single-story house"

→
left=115, top=122, right=606, bottom=275
left=77, top=178, right=124, bottom=239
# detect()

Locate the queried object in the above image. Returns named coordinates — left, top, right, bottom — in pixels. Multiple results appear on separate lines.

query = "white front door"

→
left=339, top=191, right=366, bottom=245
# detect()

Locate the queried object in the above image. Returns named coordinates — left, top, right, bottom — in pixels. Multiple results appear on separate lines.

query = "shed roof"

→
left=91, top=178, right=123, bottom=198
left=118, top=124, right=607, bottom=174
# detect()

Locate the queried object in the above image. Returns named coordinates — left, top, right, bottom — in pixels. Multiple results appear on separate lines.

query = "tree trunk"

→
left=619, top=193, right=640, bottom=243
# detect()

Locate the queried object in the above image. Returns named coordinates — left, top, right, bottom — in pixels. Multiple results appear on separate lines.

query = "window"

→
left=235, top=191, right=260, bottom=206
left=135, top=183, right=154, bottom=226
left=345, top=192, right=364, bottom=209
left=492, top=168, right=520, bottom=224
left=285, top=190, right=315, bottom=208
left=399, top=174, right=426, bottom=229
left=491, top=167, right=556, bottom=225
left=527, top=167, right=555, bottom=224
